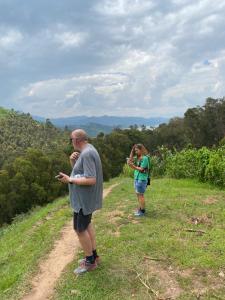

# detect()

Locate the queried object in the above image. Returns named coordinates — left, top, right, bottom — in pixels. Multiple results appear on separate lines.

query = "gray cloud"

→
left=0, top=0, right=225, bottom=117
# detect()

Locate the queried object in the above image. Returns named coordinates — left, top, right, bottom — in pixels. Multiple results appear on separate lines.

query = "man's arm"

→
left=58, top=173, right=96, bottom=185
left=70, top=176, right=96, bottom=185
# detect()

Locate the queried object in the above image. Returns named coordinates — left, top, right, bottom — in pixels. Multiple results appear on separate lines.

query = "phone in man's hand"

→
left=55, top=174, right=63, bottom=179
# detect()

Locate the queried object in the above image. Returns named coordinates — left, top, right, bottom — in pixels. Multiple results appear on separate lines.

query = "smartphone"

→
left=55, top=174, right=63, bottom=179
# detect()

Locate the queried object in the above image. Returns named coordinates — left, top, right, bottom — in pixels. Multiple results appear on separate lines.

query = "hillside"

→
left=0, top=106, right=10, bottom=118
left=0, top=111, right=69, bottom=168
left=0, top=178, right=224, bottom=300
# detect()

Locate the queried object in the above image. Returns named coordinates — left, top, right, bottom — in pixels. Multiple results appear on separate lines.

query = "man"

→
left=58, top=129, right=103, bottom=275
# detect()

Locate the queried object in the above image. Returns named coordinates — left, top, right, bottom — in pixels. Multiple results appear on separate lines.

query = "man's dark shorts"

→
left=73, top=209, right=92, bottom=232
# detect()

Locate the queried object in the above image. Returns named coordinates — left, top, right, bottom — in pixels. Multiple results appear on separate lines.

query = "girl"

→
left=127, top=144, right=150, bottom=216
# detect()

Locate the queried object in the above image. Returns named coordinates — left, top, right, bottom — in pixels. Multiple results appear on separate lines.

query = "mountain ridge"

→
left=32, top=115, right=169, bottom=128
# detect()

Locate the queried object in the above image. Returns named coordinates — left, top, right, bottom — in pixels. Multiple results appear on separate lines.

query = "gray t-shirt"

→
left=69, top=144, right=103, bottom=215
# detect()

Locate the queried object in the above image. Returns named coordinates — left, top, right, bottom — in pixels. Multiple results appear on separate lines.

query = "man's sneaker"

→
left=78, top=256, right=101, bottom=266
left=74, top=260, right=97, bottom=275
left=134, top=209, right=145, bottom=217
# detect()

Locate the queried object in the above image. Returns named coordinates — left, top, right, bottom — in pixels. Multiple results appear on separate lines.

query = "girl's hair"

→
left=135, top=144, right=149, bottom=155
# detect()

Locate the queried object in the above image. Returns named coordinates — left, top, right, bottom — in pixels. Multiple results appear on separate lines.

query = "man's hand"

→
left=58, top=172, right=71, bottom=184
left=70, top=152, right=80, bottom=167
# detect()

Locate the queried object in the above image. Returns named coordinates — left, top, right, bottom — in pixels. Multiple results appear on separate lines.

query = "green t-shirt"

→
left=134, top=155, right=150, bottom=180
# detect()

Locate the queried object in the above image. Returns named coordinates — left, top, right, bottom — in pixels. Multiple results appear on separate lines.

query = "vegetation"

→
left=0, top=111, right=72, bottom=225
left=142, top=146, right=225, bottom=188
left=55, top=178, right=225, bottom=300
left=0, top=97, right=224, bottom=225
left=0, top=107, right=10, bottom=119
left=1, top=178, right=224, bottom=300
left=93, top=97, right=225, bottom=180
left=0, top=196, right=71, bottom=300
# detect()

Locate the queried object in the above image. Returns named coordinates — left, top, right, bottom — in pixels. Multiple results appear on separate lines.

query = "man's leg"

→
left=76, top=230, right=93, bottom=256
left=73, top=211, right=97, bottom=274
left=87, top=223, right=96, bottom=250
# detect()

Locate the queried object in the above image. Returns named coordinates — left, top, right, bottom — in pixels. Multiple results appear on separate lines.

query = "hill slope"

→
left=0, top=111, right=69, bottom=168
left=0, top=106, right=10, bottom=118
left=0, top=178, right=224, bottom=300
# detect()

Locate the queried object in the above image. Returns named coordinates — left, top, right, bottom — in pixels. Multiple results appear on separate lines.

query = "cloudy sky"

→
left=0, top=0, right=225, bottom=118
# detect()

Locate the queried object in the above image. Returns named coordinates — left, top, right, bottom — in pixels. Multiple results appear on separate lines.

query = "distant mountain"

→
left=32, top=115, right=169, bottom=128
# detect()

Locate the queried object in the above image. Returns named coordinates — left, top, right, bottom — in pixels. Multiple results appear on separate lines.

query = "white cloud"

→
left=54, top=31, right=87, bottom=48
left=95, top=0, right=155, bottom=16
left=0, top=29, right=23, bottom=49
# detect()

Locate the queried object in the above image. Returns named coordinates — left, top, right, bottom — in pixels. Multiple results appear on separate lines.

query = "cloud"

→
left=1, top=0, right=225, bottom=118
left=54, top=31, right=88, bottom=49
left=95, top=0, right=155, bottom=16
left=0, top=28, right=23, bottom=49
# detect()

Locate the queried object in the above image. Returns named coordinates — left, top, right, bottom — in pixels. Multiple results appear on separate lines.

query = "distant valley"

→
left=32, top=115, right=169, bottom=136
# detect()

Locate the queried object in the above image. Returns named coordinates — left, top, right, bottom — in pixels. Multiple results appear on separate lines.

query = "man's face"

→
left=70, top=135, right=80, bottom=150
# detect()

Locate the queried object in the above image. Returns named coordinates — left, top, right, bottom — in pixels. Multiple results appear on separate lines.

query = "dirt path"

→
left=22, top=183, right=119, bottom=300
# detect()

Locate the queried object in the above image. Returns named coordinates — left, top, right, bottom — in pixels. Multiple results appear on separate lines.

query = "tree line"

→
left=0, top=97, right=224, bottom=225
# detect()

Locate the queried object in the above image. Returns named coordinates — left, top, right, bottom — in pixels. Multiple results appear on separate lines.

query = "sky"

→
left=0, top=0, right=225, bottom=118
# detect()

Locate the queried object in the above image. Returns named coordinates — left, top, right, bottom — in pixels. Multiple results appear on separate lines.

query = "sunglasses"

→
left=70, top=137, right=79, bottom=143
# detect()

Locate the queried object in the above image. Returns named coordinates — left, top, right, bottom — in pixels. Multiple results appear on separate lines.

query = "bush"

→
left=205, top=147, right=225, bottom=187
left=166, top=149, right=199, bottom=178
left=151, top=147, right=172, bottom=177
left=121, top=163, right=134, bottom=178
left=163, top=146, right=225, bottom=187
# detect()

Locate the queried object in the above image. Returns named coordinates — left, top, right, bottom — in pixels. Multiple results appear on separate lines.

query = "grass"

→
left=0, top=178, right=224, bottom=300
left=0, top=196, right=71, bottom=300
left=54, top=178, right=225, bottom=300
left=0, top=180, right=114, bottom=300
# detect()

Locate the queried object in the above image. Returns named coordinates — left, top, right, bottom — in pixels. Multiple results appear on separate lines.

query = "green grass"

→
left=0, top=196, right=71, bottom=300
left=0, top=181, right=114, bottom=300
left=55, top=178, right=225, bottom=300
left=0, top=178, right=224, bottom=300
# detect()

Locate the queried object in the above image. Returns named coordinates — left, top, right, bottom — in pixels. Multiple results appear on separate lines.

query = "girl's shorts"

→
left=134, top=179, right=147, bottom=194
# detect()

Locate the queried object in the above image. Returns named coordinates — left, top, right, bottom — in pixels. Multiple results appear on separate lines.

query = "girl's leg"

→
left=138, top=193, right=145, bottom=210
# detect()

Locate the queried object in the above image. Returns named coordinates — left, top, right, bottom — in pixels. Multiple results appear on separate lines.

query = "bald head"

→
left=71, top=129, right=88, bottom=142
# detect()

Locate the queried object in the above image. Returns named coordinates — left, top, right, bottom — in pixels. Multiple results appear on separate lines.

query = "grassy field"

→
left=0, top=196, right=71, bottom=300
left=55, top=178, right=225, bottom=300
left=0, top=180, right=114, bottom=300
left=0, top=178, right=224, bottom=300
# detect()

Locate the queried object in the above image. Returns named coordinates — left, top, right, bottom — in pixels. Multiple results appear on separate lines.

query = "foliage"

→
left=205, top=146, right=225, bottom=187
left=0, top=111, right=70, bottom=168
left=1, top=97, right=225, bottom=225
left=0, top=148, right=70, bottom=226
left=121, top=163, right=134, bottom=178
left=0, top=111, right=72, bottom=225
left=165, top=146, right=225, bottom=187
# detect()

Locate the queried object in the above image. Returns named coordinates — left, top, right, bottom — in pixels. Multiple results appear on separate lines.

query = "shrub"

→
left=205, top=146, right=225, bottom=187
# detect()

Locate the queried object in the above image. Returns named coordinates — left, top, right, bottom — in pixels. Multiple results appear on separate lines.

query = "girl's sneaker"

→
left=134, top=209, right=145, bottom=217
